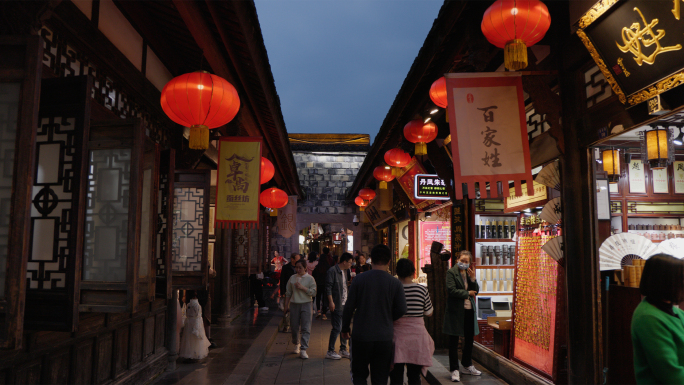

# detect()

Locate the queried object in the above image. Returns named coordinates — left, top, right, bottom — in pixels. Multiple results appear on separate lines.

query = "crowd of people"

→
left=247, top=245, right=483, bottom=384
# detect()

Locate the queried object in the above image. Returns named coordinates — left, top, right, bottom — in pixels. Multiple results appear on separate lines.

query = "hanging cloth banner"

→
left=446, top=73, right=534, bottom=200
left=216, top=137, right=262, bottom=229
left=277, top=196, right=297, bottom=238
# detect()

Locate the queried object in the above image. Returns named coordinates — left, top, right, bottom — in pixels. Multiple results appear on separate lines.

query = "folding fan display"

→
left=598, top=233, right=657, bottom=271
left=541, top=236, right=563, bottom=264
left=535, top=161, right=560, bottom=191
left=650, top=238, right=684, bottom=259
left=541, top=197, right=561, bottom=225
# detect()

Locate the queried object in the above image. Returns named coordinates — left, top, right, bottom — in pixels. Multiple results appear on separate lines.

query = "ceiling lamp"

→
left=354, top=196, right=368, bottom=211
left=260, top=187, right=288, bottom=216
left=260, top=157, right=275, bottom=184
left=641, top=127, right=673, bottom=170
left=384, top=148, right=412, bottom=176
left=404, top=119, right=438, bottom=156
left=161, top=71, right=240, bottom=150
left=602, top=149, right=620, bottom=184
left=373, top=166, right=395, bottom=189
left=481, top=0, right=551, bottom=71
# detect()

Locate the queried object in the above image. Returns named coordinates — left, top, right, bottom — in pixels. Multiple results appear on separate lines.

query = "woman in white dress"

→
left=179, top=292, right=211, bottom=360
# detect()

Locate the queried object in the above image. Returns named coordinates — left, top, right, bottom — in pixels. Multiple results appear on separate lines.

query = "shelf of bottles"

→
left=475, top=214, right=517, bottom=294
left=611, top=216, right=684, bottom=243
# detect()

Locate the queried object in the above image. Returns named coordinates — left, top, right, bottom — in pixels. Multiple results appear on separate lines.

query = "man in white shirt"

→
left=325, top=253, right=353, bottom=359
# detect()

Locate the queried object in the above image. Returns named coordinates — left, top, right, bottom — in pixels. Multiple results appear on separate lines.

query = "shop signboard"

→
left=503, top=181, right=549, bottom=213
left=629, top=159, right=646, bottom=193
left=395, top=157, right=437, bottom=211
left=365, top=193, right=396, bottom=228
left=577, top=0, right=684, bottom=106
left=652, top=168, right=669, bottom=193
left=419, top=221, right=451, bottom=269
left=216, top=137, right=262, bottom=229
left=675, top=161, right=684, bottom=193
left=446, top=73, right=534, bottom=200
left=414, top=174, right=449, bottom=200
left=451, top=203, right=466, bottom=258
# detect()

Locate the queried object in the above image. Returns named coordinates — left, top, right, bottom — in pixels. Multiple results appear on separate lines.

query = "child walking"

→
left=284, top=259, right=317, bottom=359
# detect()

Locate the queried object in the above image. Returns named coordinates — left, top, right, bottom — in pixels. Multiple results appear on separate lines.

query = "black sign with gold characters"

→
left=451, top=203, right=466, bottom=256
left=578, top=0, right=684, bottom=106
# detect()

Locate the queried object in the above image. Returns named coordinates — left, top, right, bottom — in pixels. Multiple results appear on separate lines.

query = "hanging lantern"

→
left=373, top=166, right=395, bottom=189
left=354, top=196, right=368, bottom=211
left=260, top=157, right=275, bottom=184
left=404, top=119, right=438, bottom=156
left=481, top=0, right=551, bottom=71
left=160, top=71, right=240, bottom=150
left=384, top=148, right=412, bottom=176
left=429, top=77, right=449, bottom=123
left=602, top=149, right=620, bottom=184
left=643, top=128, right=672, bottom=170
left=260, top=187, right=288, bottom=216
left=359, top=188, right=376, bottom=203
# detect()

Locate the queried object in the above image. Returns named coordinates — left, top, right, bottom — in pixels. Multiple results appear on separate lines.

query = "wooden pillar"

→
left=559, top=47, right=602, bottom=384
left=423, top=254, right=449, bottom=349
left=217, top=227, right=233, bottom=325
left=166, top=289, right=179, bottom=371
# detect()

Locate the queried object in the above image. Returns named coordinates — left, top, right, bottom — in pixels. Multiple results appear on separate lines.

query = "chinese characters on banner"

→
left=277, top=196, right=297, bottom=238
left=629, top=159, right=646, bottom=194
left=446, top=73, right=534, bottom=200
left=675, top=161, right=684, bottom=193
left=419, top=221, right=451, bottom=269
left=652, top=168, right=669, bottom=193
left=451, top=204, right=466, bottom=260
left=216, top=137, right=262, bottom=229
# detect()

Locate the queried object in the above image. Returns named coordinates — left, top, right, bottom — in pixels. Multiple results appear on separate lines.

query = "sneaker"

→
left=316, top=311, right=321, bottom=318
left=325, top=351, right=341, bottom=360
left=339, top=350, right=350, bottom=359
left=259, top=307, right=269, bottom=312
left=451, top=370, right=460, bottom=382
left=300, top=350, right=309, bottom=359
left=322, top=314, right=327, bottom=320
left=294, top=344, right=301, bottom=354
left=460, top=365, right=481, bottom=376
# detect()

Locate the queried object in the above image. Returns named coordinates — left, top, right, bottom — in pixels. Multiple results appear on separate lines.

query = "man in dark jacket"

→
left=325, top=253, right=353, bottom=359
left=279, top=253, right=300, bottom=332
left=342, top=244, right=407, bottom=384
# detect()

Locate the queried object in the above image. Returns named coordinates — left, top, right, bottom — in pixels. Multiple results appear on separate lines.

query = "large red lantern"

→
left=404, top=119, right=437, bottom=156
left=430, top=77, right=447, bottom=108
left=260, top=157, right=275, bottom=184
left=354, top=196, right=368, bottom=211
left=161, top=71, right=240, bottom=150
left=384, top=148, right=411, bottom=176
left=260, top=187, right=288, bottom=216
left=359, top=188, right=376, bottom=202
left=481, top=0, right=551, bottom=71
left=373, top=166, right=394, bottom=189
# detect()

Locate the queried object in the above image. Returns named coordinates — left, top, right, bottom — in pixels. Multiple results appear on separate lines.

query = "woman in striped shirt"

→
left=389, top=258, right=434, bottom=385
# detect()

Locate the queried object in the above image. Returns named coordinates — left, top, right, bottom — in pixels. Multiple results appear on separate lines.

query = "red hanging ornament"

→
left=373, top=166, right=395, bottom=189
left=161, top=71, right=240, bottom=150
left=429, top=77, right=447, bottom=108
left=260, top=157, right=275, bottom=184
left=359, top=188, right=376, bottom=202
left=260, top=187, right=288, bottom=216
left=404, top=120, right=437, bottom=156
left=384, top=148, right=412, bottom=176
left=355, top=196, right=368, bottom=211
left=481, top=0, right=551, bottom=71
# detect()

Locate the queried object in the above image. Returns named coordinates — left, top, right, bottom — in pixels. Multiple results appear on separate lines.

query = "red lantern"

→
left=260, top=187, right=288, bottom=216
left=429, top=77, right=447, bottom=109
left=355, top=196, right=368, bottom=211
left=161, top=71, right=240, bottom=150
left=384, top=148, right=412, bottom=176
left=404, top=120, right=437, bottom=156
left=260, top=157, right=275, bottom=184
left=373, top=166, right=395, bottom=189
left=359, top=188, right=376, bottom=202
left=481, top=0, right=551, bottom=71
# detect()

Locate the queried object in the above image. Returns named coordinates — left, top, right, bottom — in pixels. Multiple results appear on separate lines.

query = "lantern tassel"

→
left=415, top=142, right=427, bottom=156
left=270, top=208, right=278, bottom=217
left=189, top=125, right=210, bottom=150
left=504, top=39, right=528, bottom=71
left=379, top=181, right=387, bottom=189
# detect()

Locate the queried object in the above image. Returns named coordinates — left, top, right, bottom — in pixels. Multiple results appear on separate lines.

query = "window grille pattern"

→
left=156, top=172, right=169, bottom=276
left=171, top=188, right=204, bottom=272
left=585, top=65, right=613, bottom=108
left=526, top=107, right=550, bottom=141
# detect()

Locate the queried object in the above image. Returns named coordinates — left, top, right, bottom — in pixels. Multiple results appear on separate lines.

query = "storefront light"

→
left=644, top=128, right=671, bottom=169
left=602, top=149, right=620, bottom=184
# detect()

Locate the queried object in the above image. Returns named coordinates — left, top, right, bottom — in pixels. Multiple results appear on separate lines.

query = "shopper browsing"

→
left=390, top=258, right=434, bottom=385
left=631, top=253, right=684, bottom=384
left=279, top=253, right=300, bottom=332
left=443, top=250, right=481, bottom=382
left=325, top=253, right=353, bottom=359
left=342, top=244, right=407, bottom=384
left=284, top=259, right=317, bottom=360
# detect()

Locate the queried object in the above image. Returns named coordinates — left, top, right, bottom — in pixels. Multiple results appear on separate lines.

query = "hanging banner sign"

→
left=629, top=159, right=646, bottom=194
left=446, top=73, right=534, bottom=200
left=675, top=161, right=684, bottom=194
left=396, top=157, right=437, bottom=211
left=277, top=196, right=297, bottom=238
left=216, top=137, right=262, bottom=229
left=451, top=203, right=466, bottom=259
left=366, top=188, right=396, bottom=228
left=652, top=168, right=669, bottom=194
left=504, top=181, right=549, bottom=213
left=577, top=0, right=684, bottom=106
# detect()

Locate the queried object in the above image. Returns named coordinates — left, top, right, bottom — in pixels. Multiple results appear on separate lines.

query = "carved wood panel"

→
left=154, top=313, right=165, bottom=352
left=129, top=320, right=143, bottom=367
left=95, top=332, right=113, bottom=384
left=45, top=348, right=70, bottom=384
left=72, top=340, right=93, bottom=385
left=14, top=359, right=41, bottom=385
left=143, top=316, right=155, bottom=359
left=114, top=326, right=129, bottom=377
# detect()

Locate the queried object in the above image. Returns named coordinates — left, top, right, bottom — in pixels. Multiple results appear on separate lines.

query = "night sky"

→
left=254, top=0, right=444, bottom=141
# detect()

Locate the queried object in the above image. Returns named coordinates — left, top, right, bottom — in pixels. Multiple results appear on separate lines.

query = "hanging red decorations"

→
left=430, top=77, right=447, bottom=108
left=359, top=188, right=376, bottom=202
left=354, top=196, right=368, bottom=211
left=373, top=166, right=395, bottom=189
left=384, top=148, right=411, bottom=176
left=260, top=157, right=275, bottom=184
left=481, top=0, right=551, bottom=71
left=404, top=119, right=438, bottom=156
left=260, top=187, right=288, bottom=216
left=161, top=71, right=240, bottom=150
